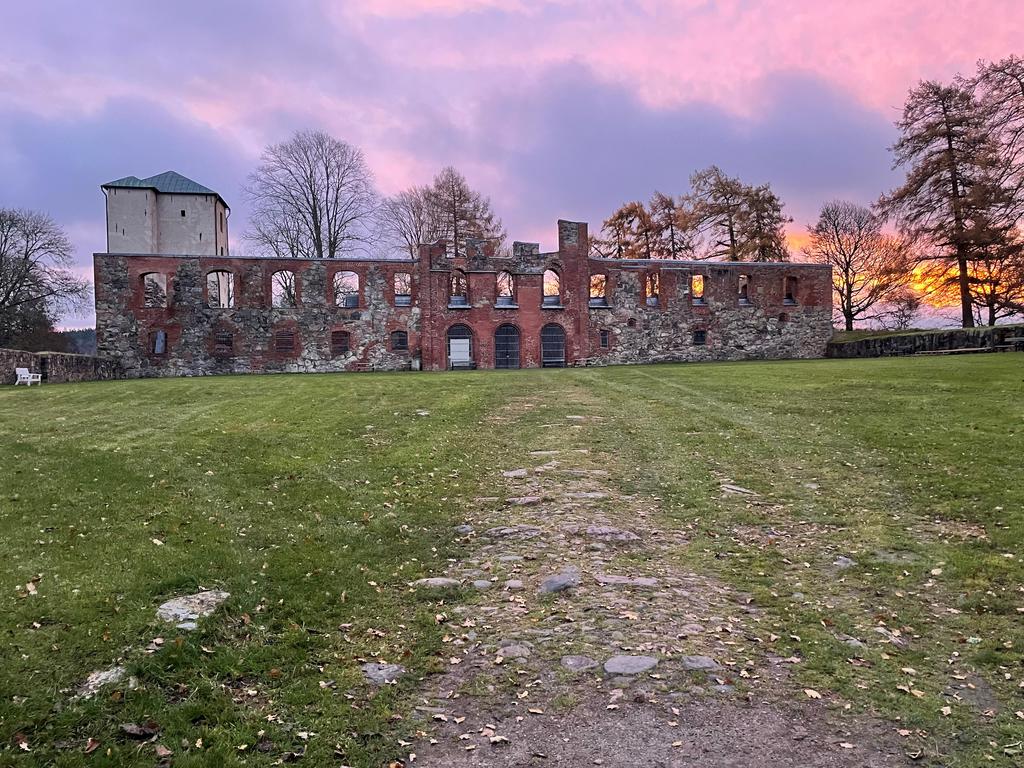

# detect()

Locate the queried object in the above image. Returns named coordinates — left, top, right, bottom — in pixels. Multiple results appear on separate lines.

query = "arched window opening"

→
left=540, top=323, right=566, bottom=368
left=446, top=324, right=474, bottom=369
left=691, top=273, right=705, bottom=304
left=645, top=273, right=660, bottom=306
left=390, top=330, right=409, bottom=351
left=784, top=276, right=798, bottom=305
left=141, top=272, right=167, bottom=308
left=589, top=274, right=608, bottom=307
left=271, top=271, right=296, bottom=308
left=494, top=324, right=520, bottom=369
left=496, top=271, right=516, bottom=306
left=334, top=271, right=360, bottom=308
left=738, top=274, right=751, bottom=305
left=543, top=269, right=561, bottom=306
left=393, top=273, right=412, bottom=306
left=207, top=270, right=234, bottom=309
left=330, top=330, right=350, bottom=356
left=449, top=270, right=469, bottom=307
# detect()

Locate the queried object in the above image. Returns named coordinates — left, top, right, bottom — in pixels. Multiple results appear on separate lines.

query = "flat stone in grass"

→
left=540, top=569, right=580, bottom=594
left=485, top=525, right=542, bottom=539
left=680, top=655, right=722, bottom=671
left=506, top=496, right=542, bottom=506
left=472, top=580, right=493, bottom=591
left=411, top=577, right=461, bottom=590
left=585, top=525, right=640, bottom=543
left=833, top=556, right=856, bottom=569
left=74, top=666, right=129, bottom=700
left=453, top=524, right=474, bottom=535
left=156, top=590, right=230, bottom=630
left=677, top=623, right=706, bottom=637
left=561, top=655, right=598, bottom=672
left=504, top=579, right=525, bottom=591
left=361, top=662, right=406, bottom=685
left=594, top=573, right=659, bottom=588
left=502, top=468, right=529, bottom=478
left=603, top=655, right=658, bottom=675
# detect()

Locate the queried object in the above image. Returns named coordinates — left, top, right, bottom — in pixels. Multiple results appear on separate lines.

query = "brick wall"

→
left=94, top=220, right=834, bottom=377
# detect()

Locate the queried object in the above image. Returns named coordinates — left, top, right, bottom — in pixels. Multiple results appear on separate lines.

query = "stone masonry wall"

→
left=0, top=348, right=120, bottom=384
left=827, top=324, right=1024, bottom=358
left=94, top=220, right=833, bottom=377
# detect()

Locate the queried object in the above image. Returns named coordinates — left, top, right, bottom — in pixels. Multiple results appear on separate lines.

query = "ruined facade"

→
left=94, top=175, right=833, bottom=376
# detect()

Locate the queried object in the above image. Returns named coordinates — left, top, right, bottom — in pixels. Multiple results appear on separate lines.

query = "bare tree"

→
left=243, top=130, right=378, bottom=259
left=804, top=202, right=915, bottom=330
left=0, top=209, right=88, bottom=348
left=878, top=79, right=1008, bottom=328
left=423, top=167, right=505, bottom=257
left=378, top=186, right=440, bottom=258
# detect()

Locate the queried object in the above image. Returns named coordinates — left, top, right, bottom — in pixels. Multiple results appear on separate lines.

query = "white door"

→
left=449, top=338, right=471, bottom=365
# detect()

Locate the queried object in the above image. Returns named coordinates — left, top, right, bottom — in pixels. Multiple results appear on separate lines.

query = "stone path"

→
left=398, top=408, right=906, bottom=767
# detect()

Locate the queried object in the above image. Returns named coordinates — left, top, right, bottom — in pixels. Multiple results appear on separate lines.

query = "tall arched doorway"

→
left=446, top=324, right=474, bottom=369
left=540, top=323, right=566, bottom=368
left=494, top=324, right=520, bottom=369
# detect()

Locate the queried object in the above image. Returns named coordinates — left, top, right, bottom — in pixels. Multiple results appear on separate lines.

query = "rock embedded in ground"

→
left=486, top=525, right=542, bottom=539
left=156, top=590, right=230, bottom=630
left=74, top=666, right=129, bottom=699
left=498, top=643, right=532, bottom=659
left=585, top=525, right=640, bottom=543
left=594, top=573, right=660, bottom=588
left=678, top=623, right=706, bottom=636
left=540, top=569, right=580, bottom=593
left=504, top=579, right=525, bottom=591
left=454, top=524, right=474, bottom=535
left=506, top=496, right=542, bottom=506
left=604, top=655, right=659, bottom=675
left=361, top=662, right=406, bottom=685
left=411, top=577, right=461, bottom=590
left=567, top=491, right=609, bottom=500
left=472, top=580, right=494, bottom=591
left=502, top=468, right=529, bottom=478
left=561, top=655, right=598, bottom=672
left=680, top=655, right=722, bottom=671
left=833, top=556, right=856, bottom=569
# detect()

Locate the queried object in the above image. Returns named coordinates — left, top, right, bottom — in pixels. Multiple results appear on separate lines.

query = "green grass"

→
left=1, top=357, right=1022, bottom=766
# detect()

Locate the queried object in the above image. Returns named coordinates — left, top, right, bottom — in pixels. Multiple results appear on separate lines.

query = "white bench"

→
left=15, top=367, right=42, bottom=386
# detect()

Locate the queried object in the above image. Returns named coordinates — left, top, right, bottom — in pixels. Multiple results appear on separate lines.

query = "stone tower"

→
left=102, top=171, right=229, bottom=256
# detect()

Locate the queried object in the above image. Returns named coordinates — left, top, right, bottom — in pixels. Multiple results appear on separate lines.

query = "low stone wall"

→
left=0, top=348, right=121, bottom=384
left=827, top=324, right=1024, bottom=358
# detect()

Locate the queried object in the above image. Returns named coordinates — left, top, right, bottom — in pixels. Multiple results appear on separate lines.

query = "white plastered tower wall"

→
left=102, top=172, right=229, bottom=256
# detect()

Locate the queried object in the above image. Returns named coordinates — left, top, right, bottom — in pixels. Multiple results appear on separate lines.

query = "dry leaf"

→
left=804, top=689, right=822, bottom=699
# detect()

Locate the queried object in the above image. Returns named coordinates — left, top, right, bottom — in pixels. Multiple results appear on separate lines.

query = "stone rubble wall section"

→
left=0, top=347, right=121, bottom=385
left=94, top=219, right=833, bottom=377
left=827, top=324, right=1024, bottom=358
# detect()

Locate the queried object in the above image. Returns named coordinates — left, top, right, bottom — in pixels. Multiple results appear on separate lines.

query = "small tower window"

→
left=180, top=209, right=186, bottom=217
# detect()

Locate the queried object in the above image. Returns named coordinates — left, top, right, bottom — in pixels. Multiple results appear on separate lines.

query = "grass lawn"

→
left=1, top=355, right=1022, bottom=766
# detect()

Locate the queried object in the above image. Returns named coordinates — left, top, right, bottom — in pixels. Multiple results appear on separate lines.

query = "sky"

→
left=3, top=0, right=1023, bottom=328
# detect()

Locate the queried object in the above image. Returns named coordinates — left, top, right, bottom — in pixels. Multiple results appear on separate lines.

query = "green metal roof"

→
left=102, top=171, right=227, bottom=206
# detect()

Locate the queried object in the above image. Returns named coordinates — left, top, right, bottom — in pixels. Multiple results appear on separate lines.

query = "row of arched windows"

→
left=140, top=270, right=414, bottom=309
left=447, top=323, right=567, bottom=369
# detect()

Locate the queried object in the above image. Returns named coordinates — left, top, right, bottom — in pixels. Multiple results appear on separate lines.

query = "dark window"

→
left=541, top=323, right=566, bottom=367
left=738, top=274, right=751, bottom=304
left=494, top=324, right=520, bottom=369
left=275, top=329, right=296, bottom=353
left=693, top=329, right=707, bottom=346
left=199, top=232, right=202, bottom=241
left=214, top=331, right=233, bottom=355
left=778, top=312, right=789, bottom=323
left=150, top=329, right=167, bottom=355
left=784, top=276, right=798, bottom=305
left=331, top=330, right=350, bottom=355
left=599, top=329, right=610, bottom=348
left=390, top=330, right=409, bottom=351
left=220, top=212, right=224, bottom=232
left=180, top=209, right=186, bottom=217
